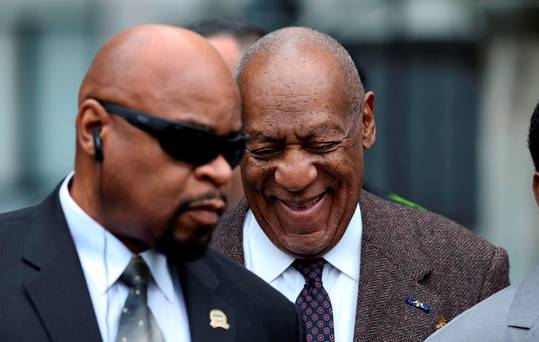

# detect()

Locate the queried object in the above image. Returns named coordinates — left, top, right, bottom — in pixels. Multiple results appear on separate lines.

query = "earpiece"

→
left=93, top=127, right=104, bottom=162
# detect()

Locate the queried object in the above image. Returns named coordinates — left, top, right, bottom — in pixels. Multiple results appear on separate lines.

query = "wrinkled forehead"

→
left=239, top=49, right=353, bottom=131
left=241, top=46, right=346, bottom=88
left=247, top=115, right=352, bottom=144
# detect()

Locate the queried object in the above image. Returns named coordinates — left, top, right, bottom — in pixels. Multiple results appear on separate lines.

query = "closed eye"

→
left=306, top=141, right=340, bottom=154
left=248, top=145, right=283, bottom=159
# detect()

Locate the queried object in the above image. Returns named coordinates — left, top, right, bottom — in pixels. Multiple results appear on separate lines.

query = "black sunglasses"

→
left=98, top=101, right=246, bottom=168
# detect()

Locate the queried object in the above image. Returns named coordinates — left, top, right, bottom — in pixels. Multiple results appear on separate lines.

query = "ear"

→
left=533, top=173, right=539, bottom=207
left=76, top=98, right=110, bottom=160
left=361, top=91, right=376, bottom=149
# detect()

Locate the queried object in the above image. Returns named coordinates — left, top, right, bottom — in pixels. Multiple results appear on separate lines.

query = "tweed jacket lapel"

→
left=21, top=187, right=102, bottom=342
left=353, top=191, right=442, bottom=341
left=507, top=266, right=539, bottom=341
left=211, top=198, right=248, bottom=265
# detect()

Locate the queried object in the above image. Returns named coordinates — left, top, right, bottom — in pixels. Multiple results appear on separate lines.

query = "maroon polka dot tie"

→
left=293, top=258, right=335, bottom=342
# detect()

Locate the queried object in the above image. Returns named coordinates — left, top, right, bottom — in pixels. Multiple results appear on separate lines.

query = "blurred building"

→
left=1, top=0, right=538, bottom=282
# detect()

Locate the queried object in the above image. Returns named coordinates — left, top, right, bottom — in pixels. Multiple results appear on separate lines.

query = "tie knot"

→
left=293, top=258, right=325, bottom=285
left=120, top=255, right=151, bottom=289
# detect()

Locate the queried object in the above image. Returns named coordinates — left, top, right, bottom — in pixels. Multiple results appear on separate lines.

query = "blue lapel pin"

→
left=406, top=297, right=431, bottom=313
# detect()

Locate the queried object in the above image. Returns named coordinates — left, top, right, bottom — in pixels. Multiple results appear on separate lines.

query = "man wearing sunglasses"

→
left=0, top=25, right=301, bottom=342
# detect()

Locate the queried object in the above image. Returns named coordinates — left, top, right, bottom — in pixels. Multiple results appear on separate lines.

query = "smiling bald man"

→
left=212, top=27, right=510, bottom=342
left=0, top=25, right=301, bottom=342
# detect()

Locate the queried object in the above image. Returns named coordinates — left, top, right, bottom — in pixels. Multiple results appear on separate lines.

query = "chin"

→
left=157, top=234, right=211, bottom=262
left=282, top=235, right=331, bottom=258
left=157, top=223, right=214, bottom=262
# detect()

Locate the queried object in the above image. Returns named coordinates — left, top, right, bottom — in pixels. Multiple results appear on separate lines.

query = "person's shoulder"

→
left=425, top=285, right=517, bottom=341
left=361, top=190, right=504, bottom=256
left=0, top=205, right=41, bottom=273
left=361, top=190, right=509, bottom=301
left=0, top=205, right=37, bottom=237
left=362, top=190, right=466, bottom=234
left=202, top=248, right=292, bottom=305
left=194, top=249, right=300, bottom=339
left=0, top=205, right=35, bottom=221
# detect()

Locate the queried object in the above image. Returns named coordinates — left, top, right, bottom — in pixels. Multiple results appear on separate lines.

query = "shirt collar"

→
left=243, top=211, right=295, bottom=284
left=323, top=204, right=362, bottom=282
left=244, top=203, right=362, bottom=283
left=59, top=172, right=177, bottom=301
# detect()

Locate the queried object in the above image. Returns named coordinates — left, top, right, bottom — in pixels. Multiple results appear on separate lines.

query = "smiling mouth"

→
left=278, top=192, right=326, bottom=211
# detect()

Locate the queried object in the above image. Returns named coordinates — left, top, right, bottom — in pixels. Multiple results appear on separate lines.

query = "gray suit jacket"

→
left=426, top=266, right=539, bottom=342
left=211, top=190, right=510, bottom=341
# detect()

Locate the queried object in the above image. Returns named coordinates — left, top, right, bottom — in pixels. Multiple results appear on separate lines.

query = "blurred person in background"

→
left=191, top=19, right=265, bottom=211
left=212, top=26, right=510, bottom=342
left=0, top=24, right=301, bottom=342
left=426, top=101, right=539, bottom=342
left=191, top=19, right=265, bottom=73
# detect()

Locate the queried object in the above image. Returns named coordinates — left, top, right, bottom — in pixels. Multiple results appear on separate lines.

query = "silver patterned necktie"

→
left=115, top=255, right=166, bottom=342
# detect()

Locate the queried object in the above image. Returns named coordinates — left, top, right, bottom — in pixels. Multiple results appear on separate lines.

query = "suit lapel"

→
left=353, top=192, right=442, bottom=342
left=508, top=266, right=539, bottom=342
left=22, top=188, right=102, bottom=342
left=212, top=199, right=248, bottom=265
left=178, top=257, right=236, bottom=342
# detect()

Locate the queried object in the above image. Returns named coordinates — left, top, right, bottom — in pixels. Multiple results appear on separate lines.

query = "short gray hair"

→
left=235, top=26, right=365, bottom=117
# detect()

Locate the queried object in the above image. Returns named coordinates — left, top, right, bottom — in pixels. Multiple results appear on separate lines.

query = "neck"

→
left=71, top=170, right=149, bottom=254
left=70, top=171, right=103, bottom=227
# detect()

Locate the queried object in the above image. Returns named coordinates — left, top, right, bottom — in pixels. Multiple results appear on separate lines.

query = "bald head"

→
left=236, top=27, right=364, bottom=117
left=79, top=25, right=237, bottom=116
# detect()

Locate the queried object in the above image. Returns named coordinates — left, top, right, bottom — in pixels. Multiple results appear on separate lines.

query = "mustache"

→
left=175, top=191, right=228, bottom=215
left=156, top=191, right=227, bottom=262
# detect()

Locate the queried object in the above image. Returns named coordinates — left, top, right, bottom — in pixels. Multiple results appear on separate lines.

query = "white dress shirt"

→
left=59, top=173, right=191, bottom=342
left=243, top=205, right=362, bottom=342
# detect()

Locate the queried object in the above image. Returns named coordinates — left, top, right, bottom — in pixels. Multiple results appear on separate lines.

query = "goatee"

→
left=156, top=192, right=226, bottom=261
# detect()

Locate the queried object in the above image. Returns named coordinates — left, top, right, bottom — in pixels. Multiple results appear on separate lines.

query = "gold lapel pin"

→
left=435, top=314, right=447, bottom=329
left=209, top=309, right=230, bottom=330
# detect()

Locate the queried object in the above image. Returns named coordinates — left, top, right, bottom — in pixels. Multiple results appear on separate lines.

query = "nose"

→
left=274, top=149, right=317, bottom=192
left=194, top=155, right=233, bottom=187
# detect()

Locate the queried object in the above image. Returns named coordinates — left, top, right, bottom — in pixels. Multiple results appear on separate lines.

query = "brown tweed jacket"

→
left=211, top=190, right=510, bottom=342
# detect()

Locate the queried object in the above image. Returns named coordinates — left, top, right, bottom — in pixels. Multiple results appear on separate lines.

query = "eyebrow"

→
left=299, top=125, right=346, bottom=139
left=247, top=124, right=346, bottom=144
left=247, top=132, right=279, bottom=143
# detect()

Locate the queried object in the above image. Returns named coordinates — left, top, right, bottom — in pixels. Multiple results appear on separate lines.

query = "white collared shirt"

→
left=243, top=205, right=362, bottom=342
left=59, top=173, right=191, bottom=342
